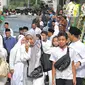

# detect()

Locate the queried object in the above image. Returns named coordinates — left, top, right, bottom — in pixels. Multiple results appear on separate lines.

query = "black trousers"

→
left=56, top=79, right=73, bottom=85
left=76, top=77, right=84, bottom=85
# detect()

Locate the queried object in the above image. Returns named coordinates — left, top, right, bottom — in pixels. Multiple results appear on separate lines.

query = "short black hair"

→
left=5, top=29, right=10, bottom=32
left=41, top=31, right=48, bottom=35
left=23, top=26, right=28, bottom=31
left=5, top=22, right=9, bottom=25
left=58, top=31, right=68, bottom=40
left=19, top=27, right=23, bottom=31
left=52, top=20, right=56, bottom=23
left=69, top=26, right=81, bottom=36
left=48, top=28, right=54, bottom=34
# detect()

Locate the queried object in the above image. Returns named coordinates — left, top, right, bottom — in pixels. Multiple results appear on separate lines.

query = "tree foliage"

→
left=9, top=0, right=41, bottom=9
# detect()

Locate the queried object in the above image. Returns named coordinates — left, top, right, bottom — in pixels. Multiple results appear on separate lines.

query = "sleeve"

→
left=49, top=54, right=57, bottom=62
left=69, top=48, right=79, bottom=62
left=20, top=44, right=31, bottom=62
left=79, top=57, right=85, bottom=65
left=78, top=51, right=85, bottom=64
left=76, top=46, right=85, bottom=65
left=9, top=49, right=16, bottom=69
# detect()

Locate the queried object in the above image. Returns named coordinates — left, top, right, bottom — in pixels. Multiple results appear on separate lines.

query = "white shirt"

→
left=69, top=40, right=85, bottom=78
left=29, top=27, right=42, bottom=35
left=42, top=40, right=51, bottom=54
left=40, top=21, right=44, bottom=26
left=53, top=25, right=59, bottom=36
left=50, top=46, right=77, bottom=79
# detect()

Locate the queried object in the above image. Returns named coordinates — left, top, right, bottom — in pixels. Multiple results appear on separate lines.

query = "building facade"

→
left=0, top=0, right=7, bottom=11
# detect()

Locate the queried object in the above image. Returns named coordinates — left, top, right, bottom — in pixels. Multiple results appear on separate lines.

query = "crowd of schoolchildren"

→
left=0, top=7, right=85, bottom=85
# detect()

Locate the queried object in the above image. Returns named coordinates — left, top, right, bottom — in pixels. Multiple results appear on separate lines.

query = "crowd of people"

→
left=0, top=4, right=85, bottom=85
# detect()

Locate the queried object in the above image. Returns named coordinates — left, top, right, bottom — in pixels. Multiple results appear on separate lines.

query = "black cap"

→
left=5, top=29, right=10, bottom=32
left=69, top=26, right=81, bottom=35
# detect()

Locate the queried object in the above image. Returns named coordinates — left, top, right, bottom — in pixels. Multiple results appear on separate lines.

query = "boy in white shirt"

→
left=50, top=31, right=77, bottom=85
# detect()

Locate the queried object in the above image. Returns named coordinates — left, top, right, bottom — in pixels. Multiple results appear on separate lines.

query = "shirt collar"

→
left=6, top=36, right=12, bottom=40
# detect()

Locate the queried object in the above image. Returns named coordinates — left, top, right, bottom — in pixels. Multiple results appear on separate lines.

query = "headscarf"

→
left=0, top=35, right=7, bottom=60
left=0, top=35, right=3, bottom=48
left=0, top=47, right=7, bottom=61
left=12, top=35, right=24, bottom=50
left=10, top=35, right=25, bottom=69
left=25, top=30, right=36, bottom=43
left=25, top=30, right=41, bottom=76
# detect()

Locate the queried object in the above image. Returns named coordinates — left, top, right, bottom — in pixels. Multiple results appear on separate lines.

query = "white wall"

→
left=3, top=0, right=7, bottom=6
left=0, top=0, right=3, bottom=11
left=0, top=0, right=7, bottom=11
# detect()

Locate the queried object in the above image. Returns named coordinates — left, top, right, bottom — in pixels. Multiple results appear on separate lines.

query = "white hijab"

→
left=10, top=35, right=24, bottom=69
left=0, top=35, right=7, bottom=60
left=0, top=35, right=3, bottom=48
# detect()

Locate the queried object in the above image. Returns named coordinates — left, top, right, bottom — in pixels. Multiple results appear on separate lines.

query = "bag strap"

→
left=40, top=40, right=44, bottom=53
left=67, top=47, right=69, bottom=56
left=67, top=47, right=69, bottom=55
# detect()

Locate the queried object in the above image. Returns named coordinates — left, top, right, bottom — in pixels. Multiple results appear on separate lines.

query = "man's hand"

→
left=75, top=61, right=81, bottom=69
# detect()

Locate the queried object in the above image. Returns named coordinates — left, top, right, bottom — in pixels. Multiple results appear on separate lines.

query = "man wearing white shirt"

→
left=68, top=26, right=85, bottom=85
left=3, top=22, right=14, bottom=37
left=50, top=31, right=76, bottom=85
left=29, top=23, right=41, bottom=35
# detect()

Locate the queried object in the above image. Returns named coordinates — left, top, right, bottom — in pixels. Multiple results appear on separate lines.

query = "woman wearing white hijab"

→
left=0, top=41, right=8, bottom=85
left=10, top=35, right=31, bottom=85
left=10, top=35, right=25, bottom=71
left=22, top=30, right=44, bottom=85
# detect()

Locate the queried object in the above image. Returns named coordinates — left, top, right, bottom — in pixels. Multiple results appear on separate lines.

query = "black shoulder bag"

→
left=54, top=47, right=71, bottom=71
left=40, top=42, right=52, bottom=72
